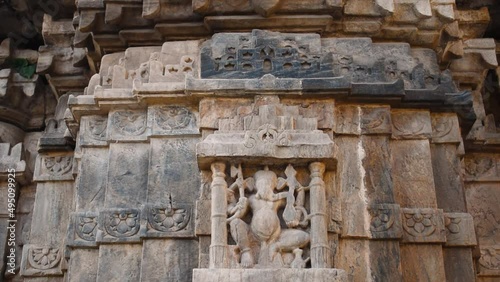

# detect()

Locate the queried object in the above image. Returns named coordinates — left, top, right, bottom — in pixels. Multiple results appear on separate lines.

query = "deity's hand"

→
left=296, top=185, right=309, bottom=193
left=236, top=196, right=248, bottom=209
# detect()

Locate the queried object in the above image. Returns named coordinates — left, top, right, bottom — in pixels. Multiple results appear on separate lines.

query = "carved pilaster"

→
left=309, top=162, right=331, bottom=268
left=209, top=162, right=229, bottom=268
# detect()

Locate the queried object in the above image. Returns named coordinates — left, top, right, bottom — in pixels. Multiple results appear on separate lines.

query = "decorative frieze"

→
left=96, top=208, right=142, bottom=243
left=67, top=212, right=99, bottom=248
left=478, top=245, right=500, bottom=276
left=391, top=110, right=432, bottom=139
left=21, top=245, right=63, bottom=276
left=444, top=212, right=476, bottom=247
left=141, top=201, right=193, bottom=238
left=108, top=110, right=149, bottom=141
left=401, top=208, right=446, bottom=243
left=368, top=204, right=402, bottom=239
left=150, top=105, right=199, bottom=136
left=80, top=115, right=108, bottom=146
left=33, top=154, right=74, bottom=181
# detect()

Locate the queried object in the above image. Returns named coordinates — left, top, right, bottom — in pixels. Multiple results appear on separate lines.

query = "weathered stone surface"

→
left=105, top=143, right=149, bottom=207
left=67, top=249, right=99, bottom=282
left=391, top=140, right=437, bottom=208
left=96, top=245, right=142, bottom=281
left=141, top=239, right=198, bottom=281
left=400, top=245, right=446, bottom=282
left=193, top=268, right=347, bottom=282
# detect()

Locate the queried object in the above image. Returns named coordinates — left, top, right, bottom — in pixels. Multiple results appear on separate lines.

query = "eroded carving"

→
left=97, top=209, right=142, bottom=242
left=479, top=246, right=500, bottom=271
left=111, top=110, right=147, bottom=136
left=369, top=204, right=402, bottom=239
left=43, top=156, right=72, bottom=176
left=87, top=116, right=108, bottom=140
left=444, top=212, right=476, bottom=246
left=155, top=106, right=193, bottom=131
left=76, top=214, right=98, bottom=242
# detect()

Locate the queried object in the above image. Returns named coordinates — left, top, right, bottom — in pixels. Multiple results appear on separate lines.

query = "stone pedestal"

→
left=192, top=268, right=347, bottom=282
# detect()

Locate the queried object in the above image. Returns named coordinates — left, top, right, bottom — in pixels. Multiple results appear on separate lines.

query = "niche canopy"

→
left=196, top=99, right=335, bottom=169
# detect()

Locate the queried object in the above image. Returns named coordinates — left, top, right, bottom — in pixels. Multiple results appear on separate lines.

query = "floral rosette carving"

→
left=403, top=210, right=436, bottom=237
left=104, top=210, right=140, bottom=238
left=76, top=215, right=98, bottom=241
left=156, top=106, right=193, bottom=130
left=28, top=247, right=61, bottom=270
left=148, top=205, right=190, bottom=232
left=112, top=111, right=147, bottom=136
left=88, top=117, right=107, bottom=140
left=43, top=156, right=72, bottom=176
left=370, top=208, right=395, bottom=233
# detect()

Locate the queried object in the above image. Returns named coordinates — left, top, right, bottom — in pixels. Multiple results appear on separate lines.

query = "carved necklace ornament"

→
left=28, top=247, right=61, bottom=270
left=156, top=106, right=193, bottom=131
left=112, top=111, right=147, bottom=136
left=43, top=156, right=73, bottom=176
left=104, top=210, right=140, bottom=238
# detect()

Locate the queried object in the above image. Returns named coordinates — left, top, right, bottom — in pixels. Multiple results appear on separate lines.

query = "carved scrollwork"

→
left=28, top=247, right=61, bottom=270
left=258, top=123, right=278, bottom=142
left=43, top=156, right=73, bottom=176
left=103, top=209, right=140, bottom=238
left=112, top=111, right=147, bottom=136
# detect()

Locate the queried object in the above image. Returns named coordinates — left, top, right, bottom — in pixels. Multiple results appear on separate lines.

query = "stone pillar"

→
left=209, top=162, right=228, bottom=268
left=309, top=162, right=331, bottom=268
left=390, top=110, right=447, bottom=282
left=430, top=113, right=476, bottom=282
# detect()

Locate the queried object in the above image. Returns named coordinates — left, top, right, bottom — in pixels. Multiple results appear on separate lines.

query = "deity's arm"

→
left=271, top=191, right=288, bottom=202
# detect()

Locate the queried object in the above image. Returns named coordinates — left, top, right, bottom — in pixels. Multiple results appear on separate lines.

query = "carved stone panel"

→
left=463, top=155, right=500, bottom=182
left=67, top=212, right=99, bottom=248
left=478, top=245, right=500, bottom=276
left=391, top=110, right=432, bottom=140
left=20, top=245, right=63, bottom=276
left=369, top=204, right=402, bottom=239
left=150, top=105, right=199, bottom=136
left=401, top=208, right=446, bottom=243
left=360, top=106, right=392, bottom=135
left=444, top=212, right=477, bottom=246
left=140, top=203, right=193, bottom=238
left=96, top=208, right=142, bottom=243
left=108, top=110, right=149, bottom=141
left=33, top=154, right=74, bottom=181
left=80, top=115, right=108, bottom=146
left=430, top=113, right=461, bottom=144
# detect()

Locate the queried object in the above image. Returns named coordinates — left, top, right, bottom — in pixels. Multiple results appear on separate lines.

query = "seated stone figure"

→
left=226, top=166, right=310, bottom=268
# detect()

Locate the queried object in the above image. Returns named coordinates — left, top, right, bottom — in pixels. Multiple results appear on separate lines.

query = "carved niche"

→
left=195, top=96, right=345, bottom=281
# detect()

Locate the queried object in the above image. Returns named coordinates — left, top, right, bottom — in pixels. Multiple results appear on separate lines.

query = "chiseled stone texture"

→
left=192, top=268, right=346, bottom=282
